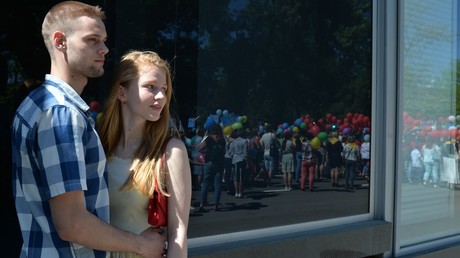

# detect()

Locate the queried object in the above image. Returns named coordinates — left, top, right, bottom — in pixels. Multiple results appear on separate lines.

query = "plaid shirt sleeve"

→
left=38, top=106, right=89, bottom=198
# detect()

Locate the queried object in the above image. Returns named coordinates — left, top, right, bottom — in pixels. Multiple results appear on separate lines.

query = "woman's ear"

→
left=117, top=85, right=127, bottom=103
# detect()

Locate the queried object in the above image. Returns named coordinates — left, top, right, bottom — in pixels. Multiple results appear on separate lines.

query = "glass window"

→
left=188, top=0, right=373, bottom=238
left=398, top=0, right=460, bottom=249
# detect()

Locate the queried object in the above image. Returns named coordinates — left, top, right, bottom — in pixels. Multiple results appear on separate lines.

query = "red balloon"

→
left=450, top=129, right=457, bottom=139
left=309, top=125, right=320, bottom=136
left=363, top=116, right=370, bottom=124
left=89, top=100, right=100, bottom=112
left=418, top=130, right=426, bottom=137
left=441, top=130, right=450, bottom=138
left=430, top=130, right=440, bottom=138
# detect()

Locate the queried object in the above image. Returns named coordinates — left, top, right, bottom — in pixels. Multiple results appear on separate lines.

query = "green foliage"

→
left=197, top=0, right=372, bottom=126
left=1, top=0, right=373, bottom=129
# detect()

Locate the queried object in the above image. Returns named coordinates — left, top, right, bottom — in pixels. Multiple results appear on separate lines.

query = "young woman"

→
left=98, top=50, right=191, bottom=258
left=301, top=133, right=317, bottom=191
left=326, top=131, right=344, bottom=187
left=343, top=135, right=360, bottom=190
left=195, top=123, right=226, bottom=211
left=280, top=133, right=295, bottom=190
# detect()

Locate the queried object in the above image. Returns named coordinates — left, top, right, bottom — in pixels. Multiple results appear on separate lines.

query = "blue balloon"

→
left=295, top=118, right=302, bottom=126
left=205, top=116, right=216, bottom=130
left=364, top=134, right=370, bottom=142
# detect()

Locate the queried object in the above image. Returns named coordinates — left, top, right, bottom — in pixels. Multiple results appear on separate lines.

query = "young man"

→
left=11, top=2, right=165, bottom=257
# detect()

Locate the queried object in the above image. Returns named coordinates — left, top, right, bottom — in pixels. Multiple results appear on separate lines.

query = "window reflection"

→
left=187, top=0, right=372, bottom=238
left=399, top=0, right=460, bottom=248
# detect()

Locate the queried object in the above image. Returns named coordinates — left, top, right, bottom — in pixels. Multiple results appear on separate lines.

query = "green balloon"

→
left=317, top=132, right=328, bottom=141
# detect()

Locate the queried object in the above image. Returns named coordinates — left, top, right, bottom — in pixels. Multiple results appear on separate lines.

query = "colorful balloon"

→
left=311, top=137, right=321, bottom=149
left=205, top=116, right=216, bottom=130
left=309, top=125, right=320, bottom=136
left=363, top=134, right=370, bottom=142
left=223, top=126, right=233, bottom=135
left=232, top=122, right=243, bottom=129
left=317, top=132, right=328, bottom=141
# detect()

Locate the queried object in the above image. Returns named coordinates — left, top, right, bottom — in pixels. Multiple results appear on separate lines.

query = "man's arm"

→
left=49, top=190, right=166, bottom=258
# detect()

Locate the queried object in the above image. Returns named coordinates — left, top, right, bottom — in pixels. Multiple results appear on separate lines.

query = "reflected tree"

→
left=197, top=0, right=372, bottom=127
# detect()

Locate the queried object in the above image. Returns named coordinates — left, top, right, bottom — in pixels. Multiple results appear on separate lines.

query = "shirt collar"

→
left=44, top=74, right=90, bottom=112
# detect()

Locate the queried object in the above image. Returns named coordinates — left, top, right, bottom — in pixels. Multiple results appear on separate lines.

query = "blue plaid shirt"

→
left=11, top=74, right=109, bottom=258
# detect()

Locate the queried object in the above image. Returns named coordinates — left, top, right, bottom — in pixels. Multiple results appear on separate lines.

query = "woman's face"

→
left=122, top=64, right=167, bottom=123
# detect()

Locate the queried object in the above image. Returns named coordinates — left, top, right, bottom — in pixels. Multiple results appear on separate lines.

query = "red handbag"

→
left=147, top=137, right=171, bottom=227
left=148, top=190, right=167, bottom=227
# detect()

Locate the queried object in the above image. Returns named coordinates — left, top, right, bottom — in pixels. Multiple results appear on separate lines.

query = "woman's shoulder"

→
left=166, top=136, right=187, bottom=151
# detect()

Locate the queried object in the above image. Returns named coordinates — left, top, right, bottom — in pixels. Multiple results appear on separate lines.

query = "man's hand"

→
left=139, top=227, right=167, bottom=258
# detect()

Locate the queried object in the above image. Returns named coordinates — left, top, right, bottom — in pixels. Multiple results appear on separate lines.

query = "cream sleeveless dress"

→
left=108, top=156, right=150, bottom=258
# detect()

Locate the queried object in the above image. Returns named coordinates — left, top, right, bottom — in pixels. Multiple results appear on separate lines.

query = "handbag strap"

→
left=160, top=136, right=173, bottom=166
left=158, top=136, right=174, bottom=191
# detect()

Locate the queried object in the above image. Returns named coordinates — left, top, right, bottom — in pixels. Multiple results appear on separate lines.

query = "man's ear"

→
left=53, top=31, right=66, bottom=51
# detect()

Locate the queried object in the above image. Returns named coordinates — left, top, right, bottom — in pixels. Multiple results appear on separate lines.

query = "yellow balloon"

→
left=311, top=137, right=321, bottom=149
left=232, top=122, right=243, bottom=129
left=223, top=126, right=233, bottom=135
left=96, top=112, right=103, bottom=125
